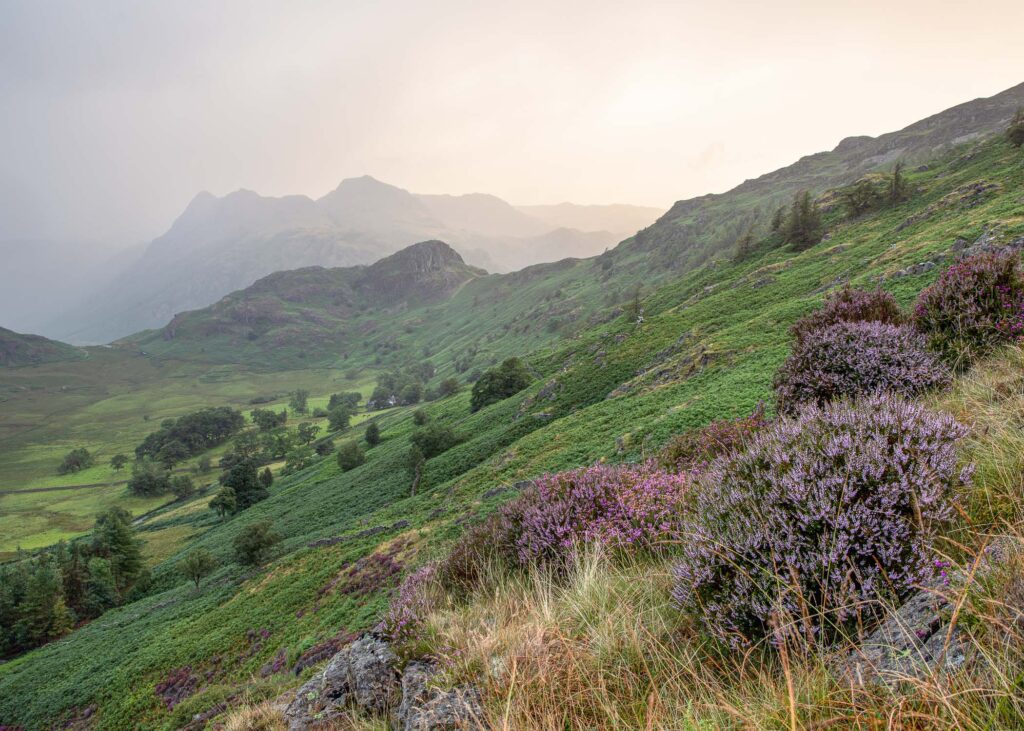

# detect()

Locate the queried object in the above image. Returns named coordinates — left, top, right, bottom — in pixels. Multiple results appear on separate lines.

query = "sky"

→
left=1, top=0, right=1023, bottom=247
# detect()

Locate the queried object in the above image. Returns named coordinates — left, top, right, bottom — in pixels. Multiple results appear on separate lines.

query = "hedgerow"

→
left=913, top=250, right=1024, bottom=367
left=774, top=321, right=950, bottom=414
left=672, top=394, right=971, bottom=647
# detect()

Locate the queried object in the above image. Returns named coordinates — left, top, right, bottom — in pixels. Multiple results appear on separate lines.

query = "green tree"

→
left=406, top=445, right=425, bottom=497
left=282, top=445, right=315, bottom=475
left=470, top=357, right=533, bottom=412
left=889, top=160, right=909, bottom=205
left=260, top=467, right=274, bottom=488
left=209, top=487, right=237, bottom=519
left=783, top=190, right=824, bottom=251
left=90, top=508, right=143, bottom=596
left=233, top=521, right=281, bottom=566
left=732, top=228, right=756, bottom=263
left=842, top=178, right=881, bottom=218
left=328, top=392, right=361, bottom=411
left=84, top=557, right=118, bottom=616
left=222, top=461, right=267, bottom=510
left=409, top=422, right=459, bottom=458
left=770, top=205, right=786, bottom=233
left=156, top=438, right=190, bottom=469
left=399, top=382, right=423, bottom=406
left=327, top=405, right=352, bottom=432
left=179, top=549, right=217, bottom=590
left=251, top=408, right=287, bottom=431
left=58, top=447, right=94, bottom=475
left=289, top=389, right=309, bottom=414
left=1009, top=107, right=1024, bottom=148
left=296, top=422, right=320, bottom=445
left=127, top=457, right=172, bottom=496
left=437, top=378, right=461, bottom=398
left=196, top=455, right=212, bottom=474
left=109, top=454, right=129, bottom=472
left=412, top=408, right=429, bottom=426
left=170, top=475, right=195, bottom=500
left=364, top=421, right=381, bottom=447
left=336, top=441, right=366, bottom=471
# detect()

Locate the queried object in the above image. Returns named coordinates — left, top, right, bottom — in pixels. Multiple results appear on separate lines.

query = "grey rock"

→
left=394, top=661, right=485, bottom=731
left=285, top=634, right=400, bottom=729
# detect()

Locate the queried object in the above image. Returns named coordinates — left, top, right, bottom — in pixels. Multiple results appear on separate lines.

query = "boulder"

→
left=394, top=661, right=485, bottom=731
left=285, top=634, right=400, bottom=729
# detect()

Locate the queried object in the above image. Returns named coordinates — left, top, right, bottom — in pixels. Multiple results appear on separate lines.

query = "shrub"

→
left=913, top=250, right=1024, bottom=367
left=376, top=563, right=439, bottom=645
left=774, top=321, right=950, bottom=414
left=234, top=521, right=281, bottom=566
left=127, top=458, right=173, bottom=496
left=409, top=423, right=458, bottom=459
left=658, top=405, right=768, bottom=472
left=178, top=549, right=217, bottom=589
left=470, top=357, right=532, bottom=412
left=364, top=421, right=381, bottom=447
left=412, top=408, right=429, bottom=426
left=502, top=463, right=689, bottom=567
left=672, top=394, right=971, bottom=647
left=336, top=441, right=365, bottom=471
left=1008, top=107, right=1024, bottom=148
left=790, top=285, right=903, bottom=344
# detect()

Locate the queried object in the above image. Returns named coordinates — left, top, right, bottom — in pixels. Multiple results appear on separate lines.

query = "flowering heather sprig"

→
left=505, top=463, right=689, bottom=566
left=376, top=563, right=438, bottom=644
left=790, top=285, right=904, bottom=344
left=774, top=320, right=950, bottom=414
left=658, top=405, right=769, bottom=472
left=913, top=250, right=1024, bottom=366
left=672, top=394, right=971, bottom=647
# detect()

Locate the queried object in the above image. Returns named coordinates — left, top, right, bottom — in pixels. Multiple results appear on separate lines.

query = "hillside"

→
left=0, top=326, right=84, bottom=367
left=43, top=178, right=659, bottom=345
left=1, top=102, right=1022, bottom=728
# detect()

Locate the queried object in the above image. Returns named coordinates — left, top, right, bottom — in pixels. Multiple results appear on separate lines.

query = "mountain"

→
left=145, top=241, right=485, bottom=364
left=43, top=178, right=660, bottom=345
left=517, top=202, right=664, bottom=235
left=0, top=326, right=84, bottom=367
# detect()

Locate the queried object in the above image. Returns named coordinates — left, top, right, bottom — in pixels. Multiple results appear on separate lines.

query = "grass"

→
left=0, top=134, right=1022, bottom=728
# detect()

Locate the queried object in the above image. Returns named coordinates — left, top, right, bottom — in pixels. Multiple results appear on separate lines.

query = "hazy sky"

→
left=2, top=0, right=1023, bottom=246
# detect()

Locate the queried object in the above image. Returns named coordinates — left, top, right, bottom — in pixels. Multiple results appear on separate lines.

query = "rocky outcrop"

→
left=284, top=634, right=484, bottom=730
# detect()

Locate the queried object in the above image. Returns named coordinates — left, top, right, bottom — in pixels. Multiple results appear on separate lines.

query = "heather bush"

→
left=913, top=250, right=1024, bottom=367
left=774, top=320, right=950, bottom=414
left=435, top=514, right=510, bottom=595
left=790, top=285, right=903, bottom=344
left=658, top=405, right=768, bottom=472
left=376, top=563, right=439, bottom=645
left=503, top=463, right=689, bottom=567
left=672, top=394, right=971, bottom=647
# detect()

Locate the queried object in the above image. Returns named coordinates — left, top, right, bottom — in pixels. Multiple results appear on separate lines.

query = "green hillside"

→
left=1, top=117, right=1022, bottom=728
left=0, top=327, right=84, bottom=368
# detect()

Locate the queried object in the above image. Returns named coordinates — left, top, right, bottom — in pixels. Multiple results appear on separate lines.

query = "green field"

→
left=0, top=133, right=1022, bottom=728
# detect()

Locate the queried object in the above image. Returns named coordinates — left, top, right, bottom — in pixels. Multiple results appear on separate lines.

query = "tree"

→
left=196, top=455, right=212, bottom=474
left=409, top=422, right=459, bottom=458
left=156, top=439, right=190, bottom=469
left=842, top=178, right=881, bottom=218
left=84, top=557, right=118, bottom=616
left=622, top=286, right=643, bottom=323
left=260, top=467, right=273, bottom=488
left=412, top=409, right=429, bottom=426
left=1009, top=107, right=1024, bottom=148
left=91, top=508, right=143, bottom=596
left=364, top=421, right=381, bottom=447
left=437, top=378, right=461, bottom=398
left=127, top=458, right=173, bottom=496
left=296, top=422, right=320, bottom=445
left=399, top=382, right=423, bottom=406
left=406, top=445, right=425, bottom=497
left=783, top=191, right=824, bottom=251
left=58, top=448, right=94, bottom=475
left=770, top=205, right=786, bottom=233
left=732, top=228, right=756, bottom=263
left=179, top=549, right=217, bottom=590
left=336, top=441, right=366, bottom=471
left=209, top=487, right=237, bottom=519
left=315, top=440, right=335, bottom=456
left=170, top=475, right=195, bottom=500
left=282, top=445, right=315, bottom=475
left=134, top=407, right=244, bottom=461
left=889, top=160, right=909, bottom=205
left=327, top=406, right=352, bottom=432
left=470, top=358, right=533, bottom=412
left=110, top=454, right=129, bottom=472
left=328, top=392, right=361, bottom=411
left=251, top=408, right=287, bottom=432
left=234, top=521, right=281, bottom=566
left=222, top=461, right=267, bottom=510
left=289, top=389, right=309, bottom=414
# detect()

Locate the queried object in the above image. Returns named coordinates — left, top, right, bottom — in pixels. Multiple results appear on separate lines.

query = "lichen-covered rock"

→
left=285, top=634, right=399, bottom=729
left=394, top=661, right=485, bottom=731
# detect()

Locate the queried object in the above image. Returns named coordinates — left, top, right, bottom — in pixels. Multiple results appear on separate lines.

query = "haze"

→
left=2, top=0, right=1023, bottom=248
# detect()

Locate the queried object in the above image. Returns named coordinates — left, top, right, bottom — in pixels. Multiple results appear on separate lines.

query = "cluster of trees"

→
left=208, top=461, right=272, bottom=519
left=0, top=508, right=144, bottom=656
left=135, top=407, right=244, bottom=468
left=126, top=458, right=195, bottom=499
left=470, top=358, right=533, bottom=412
left=251, top=408, right=288, bottom=432
left=840, top=162, right=910, bottom=219
left=322, top=391, right=362, bottom=431
left=57, top=448, right=95, bottom=475
left=367, top=363, right=435, bottom=409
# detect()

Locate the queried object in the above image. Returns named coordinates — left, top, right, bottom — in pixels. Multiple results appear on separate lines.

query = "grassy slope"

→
left=0, top=136, right=1021, bottom=729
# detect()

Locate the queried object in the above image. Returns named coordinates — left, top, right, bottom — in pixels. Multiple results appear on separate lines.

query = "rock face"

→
left=284, top=634, right=484, bottom=730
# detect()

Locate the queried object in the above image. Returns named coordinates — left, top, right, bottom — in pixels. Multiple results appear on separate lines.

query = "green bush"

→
left=336, top=441, right=366, bottom=471
left=470, top=357, right=532, bottom=412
